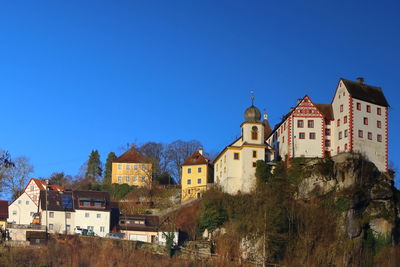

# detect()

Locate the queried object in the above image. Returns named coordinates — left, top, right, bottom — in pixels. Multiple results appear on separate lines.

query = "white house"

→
left=8, top=192, right=37, bottom=225
left=266, top=77, right=389, bottom=172
left=73, top=191, right=110, bottom=237
left=214, top=99, right=273, bottom=194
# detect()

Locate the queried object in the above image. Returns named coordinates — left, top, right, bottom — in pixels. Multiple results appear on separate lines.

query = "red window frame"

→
left=344, top=143, right=348, bottom=151
left=340, top=104, right=343, bottom=112
left=377, top=120, right=381, bottom=128
left=309, top=132, right=316, bottom=139
left=357, top=103, right=361, bottom=110
left=377, top=107, right=381, bottom=115
left=337, top=119, right=340, bottom=127
left=339, top=131, right=342, bottom=140
left=368, top=132, right=372, bottom=140
left=358, top=130, right=363, bottom=138
left=344, top=116, right=347, bottom=124
left=299, top=132, right=305, bottom=139
left=325, top=139, right=331, bottom=147
left=325, top=128, right=331, bottom=136
left=363, top=117, right=368, bottom=125
left=307, top=120, right=314, bottom=128
left=377, top=134, right=382, bottom=142
left=367, top=105, right=371, bottom=113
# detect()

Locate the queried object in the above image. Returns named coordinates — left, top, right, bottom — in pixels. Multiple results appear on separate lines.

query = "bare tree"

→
left=165, top=140, right=202, bottom=184
left=2, top=156, right=34, bottom=200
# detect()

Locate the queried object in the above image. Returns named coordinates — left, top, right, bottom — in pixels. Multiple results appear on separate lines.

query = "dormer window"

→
left=251, top=126, right=258, bottom=140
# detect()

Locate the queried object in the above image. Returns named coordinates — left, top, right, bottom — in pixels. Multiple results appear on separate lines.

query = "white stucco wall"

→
left=38, top=208, right=76, bottom=234
left=8, top=193, right=37, bottom=225
left=331, top=81, right=351, bottom=154
left=74, top=209, right=110, bottom=237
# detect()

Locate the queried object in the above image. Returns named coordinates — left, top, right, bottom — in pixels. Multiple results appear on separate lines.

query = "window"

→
left=364, top=117, right=368, bottom=125
left=325, top=119, right=331, bottom=125
left=308, top=120, right=314, bottom=128
left=344, top=116, right=347, bottom=124
left=337, top=119, right=340, bottom=127
left=187, top=179, right=191, bottom=185
left=325, top=129, right=331, bottom=136
left=82, top=201, right=90, bottom=206
left=358, top=130, right=363, bottom=138
left=141, top=176, right=145, bottom=182
left=377, top=134, right=382, bottom=142
left=126, top=164, right=130, bottom=171
left=188, top=168, right=192, bottom=174
left=66, top=225, right=71, bottom=231
left=339, top=131, right=342, bottom=140
left=344, top=129, right=348, bottom=137
left=30, top=185, right=35, bottom=191
left=30, top=212, right=34, bottom=216
left=142, top=164, right=146, bottom=171
left=26, top=201, right=29, bottom=205
left=66, top=213, right=71, bottom=219
left=251, top=126, right=258, bottom=140
left=134, top=165, right=138, bottom=171
left=252, top=162, right=257, bottom=167
left=325, top=140, right=331, bottom=147
left=118, top=164, right=122, bottom=170
left=88, top=226, right=94, bottom=231
left=252, top=150, right=257, bottom=158
left=377, top=120, right=381, bottom=128
left=309, top=132, right=316, bottom=139
left=377, top=107, right=382, bottom=115
left=234, top=152, right=239, bottom=160
left=297, top=120, right=304, bottom=128
left=299, top=132, right=305, bottom=139
left=368, top=132, right=372, bottom=140
left=85, top=213, right=90, bottom=218
left=94, top=202, right=102, bottom=207
left=340, top=104, right=343, bottom=112
left=133, top=176, right=138, bottom=182
left=126, top=176, right=130, bottom=183
left=49, top=224, right=54, bottom=230
left=198, top=167, right=202, bottom=173
left=117, top=176, right=122, bottom=183
left=49, top=212, right=54, bottom=218
left=197, top=178, right=202, bottom=184
left=12, top=210, right=16, bottom=216
left=367, top=105, right=371, bottom=113
left=344, top=144, right=348, bottom=151
left=35, top=239, right=40, bottom=244
left=97, top=214, right=101, bottom=218
left=357, top=102, right=361, bottom=110
left=282, top=136, right=285, bottom=143
left=100, top=226, right=105, bottom=233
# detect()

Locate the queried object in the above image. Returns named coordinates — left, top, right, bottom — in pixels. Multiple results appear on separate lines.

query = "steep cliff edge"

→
left=196, top=153, right=400, bottom=266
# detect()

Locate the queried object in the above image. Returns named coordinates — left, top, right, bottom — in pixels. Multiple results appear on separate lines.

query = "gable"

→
left=292, top=96, right=324, bottom=118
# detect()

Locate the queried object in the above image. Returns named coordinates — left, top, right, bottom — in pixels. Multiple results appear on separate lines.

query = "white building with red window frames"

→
left=266, top=77, right=389, bottom=172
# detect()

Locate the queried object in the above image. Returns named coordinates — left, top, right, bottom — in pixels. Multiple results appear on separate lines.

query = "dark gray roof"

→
left=341, top=78, right=389, bottom=107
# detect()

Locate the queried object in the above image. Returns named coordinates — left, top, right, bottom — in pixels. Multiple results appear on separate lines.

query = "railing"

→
left=7, top=223, right=46, bottom=230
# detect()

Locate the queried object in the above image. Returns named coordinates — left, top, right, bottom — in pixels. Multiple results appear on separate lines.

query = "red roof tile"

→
left=113, top=146, right=150, bottom=163
left=182, top=151, right=210, bottom=165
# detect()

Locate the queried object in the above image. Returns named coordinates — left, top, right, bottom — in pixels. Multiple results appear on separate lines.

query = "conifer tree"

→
left=85, top=150, right=102, bottom=183
left=103, top=152, right=116, bottom=184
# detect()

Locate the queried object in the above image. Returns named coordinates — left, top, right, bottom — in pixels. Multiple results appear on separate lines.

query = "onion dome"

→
left=244, top=105, right=261, bottom=122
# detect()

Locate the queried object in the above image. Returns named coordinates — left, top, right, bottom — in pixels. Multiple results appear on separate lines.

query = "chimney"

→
left=199, top=149, right=203, bottom=155
left=356, top=77, right=364, bottom=84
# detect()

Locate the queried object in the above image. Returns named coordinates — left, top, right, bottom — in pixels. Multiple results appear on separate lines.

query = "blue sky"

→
left=1, top=1, right=399, bottom=185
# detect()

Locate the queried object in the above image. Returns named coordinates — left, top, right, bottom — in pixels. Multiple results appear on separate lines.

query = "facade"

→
left=111, top=145, right=152, bottom=187
left=39, top=190, right=111, bottom=237
left=266, top=78, right=389, bottom=171
left=8, top=192, right=37, bottom=225
left=24, top=178, right=63, bottom=205
left=214, top=102, right=273, bottom=194
left=181, top=149, right=213, bottom=202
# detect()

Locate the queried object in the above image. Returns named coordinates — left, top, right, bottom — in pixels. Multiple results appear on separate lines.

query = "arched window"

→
left=251, top=126, right=258, bottom=140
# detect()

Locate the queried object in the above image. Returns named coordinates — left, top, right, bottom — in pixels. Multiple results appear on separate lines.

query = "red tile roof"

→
left=315, top=104, right=334, bottom=120
left=182, top=151, right=210, bottom=165
left=113, top=146, right=150, bottom=163
left=24, top=178, right=64, bottom=192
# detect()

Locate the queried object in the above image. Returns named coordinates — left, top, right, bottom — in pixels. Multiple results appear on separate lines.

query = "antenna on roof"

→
left=250, top=90, right=255, bottom=105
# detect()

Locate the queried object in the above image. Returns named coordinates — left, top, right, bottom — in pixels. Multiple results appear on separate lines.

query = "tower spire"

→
left=250, top=90, right=255, bottom=106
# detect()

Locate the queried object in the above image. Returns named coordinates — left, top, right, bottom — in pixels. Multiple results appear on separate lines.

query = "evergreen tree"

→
left=85, top=150, right=102, bottom=183
left=103, top=152, right=117, bottom=184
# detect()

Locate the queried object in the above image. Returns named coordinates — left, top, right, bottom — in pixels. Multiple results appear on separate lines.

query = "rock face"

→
left=297, top=153, right=399, bottom=240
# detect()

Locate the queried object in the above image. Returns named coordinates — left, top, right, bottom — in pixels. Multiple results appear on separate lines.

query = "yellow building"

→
left=111, top=146, right=152, bottom=187
left=181, top=149, right=213, bottom=202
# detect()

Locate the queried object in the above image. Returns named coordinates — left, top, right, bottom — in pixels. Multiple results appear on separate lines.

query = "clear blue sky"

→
left=1, top=1, right=399, bottom=184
